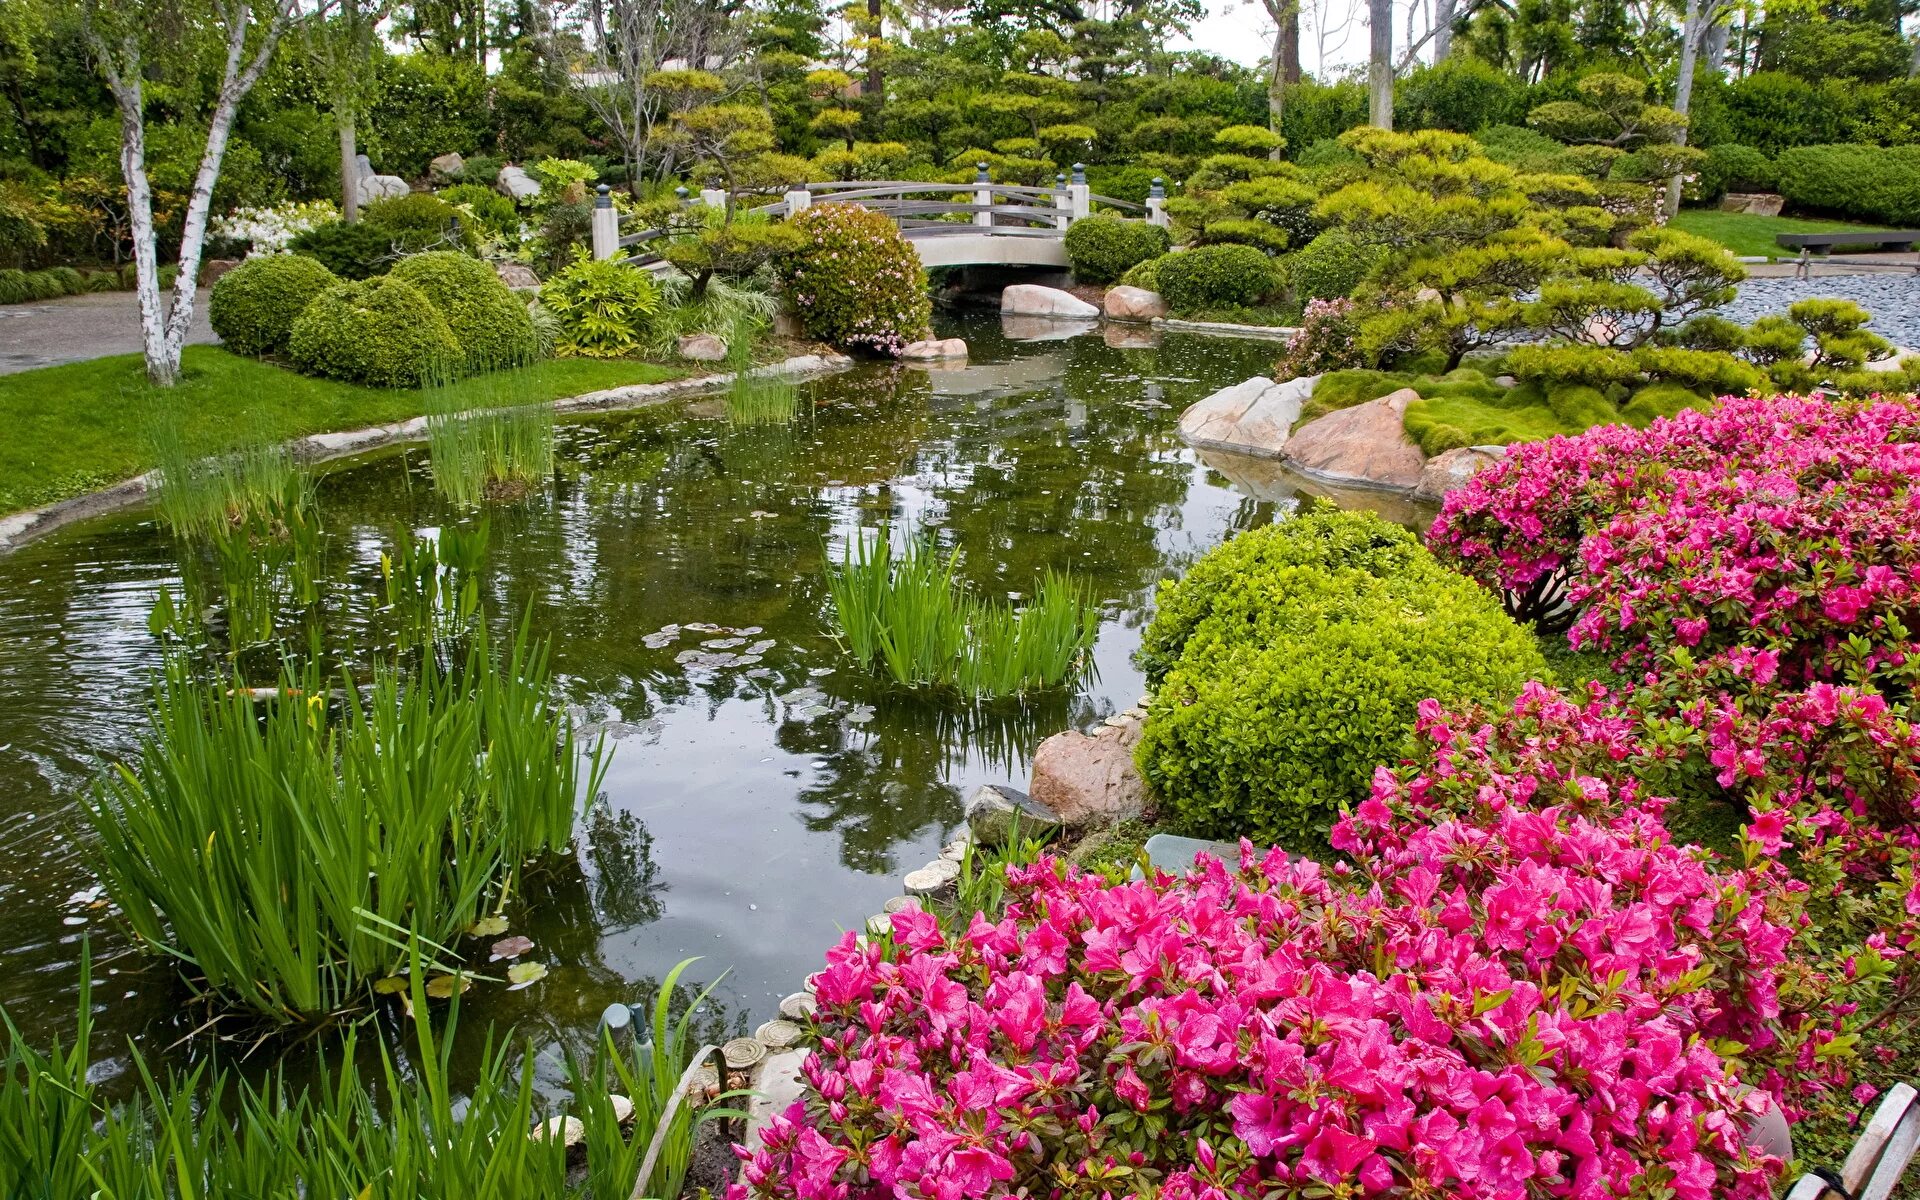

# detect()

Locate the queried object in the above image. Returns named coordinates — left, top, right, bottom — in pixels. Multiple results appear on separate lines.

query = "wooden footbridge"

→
left=589, top=165, right=1169, bottom=272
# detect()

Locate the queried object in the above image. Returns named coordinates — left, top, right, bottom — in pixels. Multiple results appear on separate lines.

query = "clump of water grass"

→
left=826, top=531, right=1100, bottom=698
left=150, top=425, right=313, bottom=540
left=383, top=520, right=488, bottom=646
left=726, top=371, right=799, bottom=425
left=427, top=393, right=556, bottom=506
left=84, top=626, right=607, bottom=1023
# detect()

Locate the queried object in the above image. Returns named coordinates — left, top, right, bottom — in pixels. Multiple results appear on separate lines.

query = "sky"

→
left=1167, top=0, right=1377, bottom=75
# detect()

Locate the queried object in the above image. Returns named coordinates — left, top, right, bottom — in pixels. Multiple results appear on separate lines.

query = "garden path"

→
left=0, top=289, right=216, bottom=375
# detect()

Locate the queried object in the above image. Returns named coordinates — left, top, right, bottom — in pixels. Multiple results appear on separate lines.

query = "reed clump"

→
left=84, top=628, right=606, bottom=1023
left=427, top=394, right=556, bottom=505
left=826, top=532, right=1099, bottom=698
left=150, top=429, right=314, bottom=541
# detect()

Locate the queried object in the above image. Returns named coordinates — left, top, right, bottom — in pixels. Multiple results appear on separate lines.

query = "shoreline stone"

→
left=1281, top=386, right=1428, bottom=492
left=1175, top=374, right=1316, bottom=459
left=1000, top=283, right=1099, bottom=319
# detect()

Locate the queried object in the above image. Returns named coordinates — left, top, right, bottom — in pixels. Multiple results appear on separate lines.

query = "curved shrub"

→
left=206, top=254, right=339, bottom=357
left=290, top=221, right=395, bottom=279
left=389, top=251, right=538, bottom=370
left=1063, top=214, right=1170, bottom=284
left=728, top=780, right=1789, bottom=1200
left=1135, top=508, right=1546, bottom=846
left=288, top=276, right=461, bottom=387
left=780, top=203, right=929, bottom=356
left=1151, top=243, right=1281, bottom=313
left=537, top=252, right=661, bottom=359
left=1289, top=226, right=1383, bottom=301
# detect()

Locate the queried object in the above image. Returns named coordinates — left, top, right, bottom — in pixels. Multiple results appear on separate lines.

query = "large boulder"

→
left=356, top=173, right=410, bottom=205
left=1720, top=192, right=1784, bottom=217
left=1028, top=714, right=1147, bottom=828
left=494, top=261, right=540, bottom=290
left=198, top=258, right=242, bottom=288
left=497, top=164, right=542, bottom=202
left=1103, top=285, right=1167, bottom=322
left=965, top=784, right=1063, bottom=847
left=1000, top=283, right=1099, bottom=320
left=677, top=332, right=728, bottom=362
left=1282, top=387, right=1428, bottom=491
left=1176, top=374, right=1316, bottom=459
left=429, top=152, right=466, bottom=181
left=901, top=337, right=968, bottom=361
left=1413, top=445, right=1505, bottom=500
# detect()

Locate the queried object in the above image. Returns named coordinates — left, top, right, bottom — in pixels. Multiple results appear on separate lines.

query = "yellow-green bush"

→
left=1135, top=509, right=1547, bottom=847
left=389, top=251, right=538, bottom=370
left=206, top=254, right=339, bottom=357
left=1064, top=215, right=1170, bottom=284
left=1152, top=244, right=1281, bottom=313
left=288, top=276, right=461, bottom=387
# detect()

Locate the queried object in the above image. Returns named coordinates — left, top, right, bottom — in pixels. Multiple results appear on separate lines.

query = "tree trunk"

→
left=1435, top=0, right=1456, bottom=60
left=1664, top=0, right=1704, bottom=220
left=1909, top=30, right=1920, bottom=77
left=112, top=74, right=172, bottom=386
left=863, top=0, right=882, bottom=115
left=1703, top=21, right=1728, bottom=73
left=1265, top=0, right=1300, bottom=148
left=339, top=112, right=359, bottom=223
left=1368, top=0, right=1393, bottom=129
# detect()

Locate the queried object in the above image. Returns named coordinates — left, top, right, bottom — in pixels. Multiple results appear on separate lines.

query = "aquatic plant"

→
left=827, top=533, right=1099, bottom=699
left=85, top=630, right=606, bottom=1022
left=724, top=319, right=800, bottom=426
left=427, top=394, right=557, bottom=505
left=0, top=952, right=96, bottom=1200
left=149, top=424, right=313, bottom=540
left=382, top=520, right=488, bottom=646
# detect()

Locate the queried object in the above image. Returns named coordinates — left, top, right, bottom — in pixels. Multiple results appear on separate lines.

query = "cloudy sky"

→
left=1167, top=0, right=1380, bottom=75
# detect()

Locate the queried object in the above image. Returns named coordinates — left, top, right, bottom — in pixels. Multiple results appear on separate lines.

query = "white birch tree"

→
left=78, top=0, right=310, bottom=386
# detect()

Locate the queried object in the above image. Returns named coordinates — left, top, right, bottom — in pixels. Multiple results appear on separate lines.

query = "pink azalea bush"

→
left=729, top=772, right=1795, bottom=1200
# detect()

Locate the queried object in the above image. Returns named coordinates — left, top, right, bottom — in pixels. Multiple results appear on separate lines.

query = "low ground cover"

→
left=0, top=348, right=685, bottom=516
left=1669, top=209, right=1898, bottom=260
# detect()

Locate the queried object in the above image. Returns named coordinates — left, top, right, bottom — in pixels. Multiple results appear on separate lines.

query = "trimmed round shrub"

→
left=780, top=203, right=930, bottom=357
left=207, top=254, right=339, bottom=357
left=1063, top=214, right=1171, bottom=284
left=1704, top=143, right=1776, bottom=197
left=389, top=251, right=538, bottom=370
left=1288, top=227, right=1384, bottom=302
left=1135, top=508, right=1548, bottom=847
left=288, top=276, right=462, bottom=387
left=360, top=193, right=477, bottom=254
left=437, top=183, right=519, bottom=238
left=290, top=221, right=394, bottom=279
left=1151, top=243, right=1282, bottom=313
left=1117, top=253, right=1167, bottom=292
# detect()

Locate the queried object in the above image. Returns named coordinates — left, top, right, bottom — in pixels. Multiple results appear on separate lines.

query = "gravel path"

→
left=1715, top=272, right=1920, bottom=348
left=0, top=289, right=216, bottom=375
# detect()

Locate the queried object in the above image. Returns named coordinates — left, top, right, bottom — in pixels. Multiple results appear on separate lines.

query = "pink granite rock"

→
left=1028, top=716, right=1146, bottom=827
left=1282, top=387, right=1428, bottom=491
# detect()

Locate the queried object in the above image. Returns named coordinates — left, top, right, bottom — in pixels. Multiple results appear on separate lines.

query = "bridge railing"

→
left=593, top=165, right=1169, bottom=266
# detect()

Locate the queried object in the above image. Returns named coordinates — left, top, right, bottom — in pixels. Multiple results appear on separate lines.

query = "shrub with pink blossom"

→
left=779, top=204, right=931, bottom=358
left=730, top=784, right=1794, bottom=1200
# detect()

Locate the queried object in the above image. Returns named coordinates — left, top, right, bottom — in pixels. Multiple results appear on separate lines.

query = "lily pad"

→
left=845, top=704, right=876, bottom=725
left=373, top=975, right=410, bottom=994
left=468, top=915, right=509, bottom=937
left=703, top=637, right=745, bottom=649
left=425, top=973, right=472, bottom=999
left=507, top=962, right=549, bottom=990
left=490, top=935, right=535, bottom=961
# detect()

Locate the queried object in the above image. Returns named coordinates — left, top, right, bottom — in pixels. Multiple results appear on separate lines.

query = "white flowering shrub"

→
left=212, top=200, right=341, bottom=256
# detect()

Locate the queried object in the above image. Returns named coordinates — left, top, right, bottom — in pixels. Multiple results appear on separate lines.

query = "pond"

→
left=0, top=313, right=1432, bottom=1076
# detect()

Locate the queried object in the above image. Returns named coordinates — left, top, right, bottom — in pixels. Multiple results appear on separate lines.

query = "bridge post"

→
left=592, top=184, right=618, bottom=261
left=1053, top=172, right=1070, bottom=230
left=699, top=187, right=727, bottom=210
left=1069, top=163, right=1090, bottom=223
left=785, top=188, right=811, bottom=218
left=974, top=163, right=994, bottom=228
left=1146, top=177, right=1169, bottom=228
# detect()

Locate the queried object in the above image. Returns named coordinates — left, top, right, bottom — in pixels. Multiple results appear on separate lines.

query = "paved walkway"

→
left=0, top=289, right=217, bottom=375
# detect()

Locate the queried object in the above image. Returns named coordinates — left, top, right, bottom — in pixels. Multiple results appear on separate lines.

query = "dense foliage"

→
left=390, top=251, right=538, bottom=370
left=1135, top=510, right=1546, bottom=847
left=288, top=275, right=461, bottom=387
left=1151, top=244, right=1283, bottom=313
left=780, top=204, right=929, bottom=357
left=208, top=254, right=340, bottom=358
left=537, top=252, right=662, bottom=359
left=1775, top=143, right=1920, bottom=226
left=1062, top=215, right=1169, bottom=285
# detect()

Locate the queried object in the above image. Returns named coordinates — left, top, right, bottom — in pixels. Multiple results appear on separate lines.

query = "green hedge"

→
left=1776, top=143, right=1920, bottom=225
left=389, top=251, right=538, bottom=370
left=1135, top=509, right=1547, bottom=847
left=290, top=222, right=395, bottom=279
left=1288, top=228, right=1383, bottom=302
left=1064, top=215, right=1171, bottom=284
left=208, top=254, right=340, bottom=358
left=1152, top=244, right=1282, bottom=313
left=288, top=276, right=462, bottom=387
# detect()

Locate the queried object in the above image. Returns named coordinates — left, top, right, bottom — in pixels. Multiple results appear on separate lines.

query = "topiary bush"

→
left=360, top=193, right=477, bottom=254
left=1775, top=143, right=1920, bottom=225
left=1703, top=143, right=1777, bottom=197
left=780, top=203, right=930, bottom=356
left=290, top=221, right=396, bottom=279
left=389, top=251, right=538, bottom=370
left=1135, top=508, right=1547, bottom=847
left=1151, top=243, right=1281, bottom=314
left=1117, top=253, right=1167, bottom=292
left=1063, top=214, right=1170, bottom=285
left=287, top=276, right=462, bottom=387
left=536, top=250, right=661, bottom=359
left=1288, top=227, right=1383, bottom=302
left=207, top=254, right=340, bottom=358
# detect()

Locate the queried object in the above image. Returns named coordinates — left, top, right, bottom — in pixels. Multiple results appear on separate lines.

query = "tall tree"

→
left=571, top=0, right=746, bottom=191
left=78, top=0, right=308, bottom=385
left=1368, top=0, right=1392, bottom=127
left=1666, top=0, right=1731, bottom=217
left=300, top=0, right=389, bottom=223
left=1262, top=0, right=1300, bottom=140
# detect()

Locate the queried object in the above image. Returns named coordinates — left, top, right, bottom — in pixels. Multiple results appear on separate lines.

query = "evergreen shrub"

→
left=1151, top=243, right=1281, bottom=313
left=288, top=276, right=462, bottom=387
left=207, top=254, right=340, bottom=357
left=389, top=251, right=539, bottom=370
left=536, top=251, right=661, bottom=359
left=290, top=221, right=396, bottom=279
left=1063, top=214, right=1170, bottom=284
left=1288, top=227, right=1383, bottom=302
left=780, top=203, right=930, bottom=356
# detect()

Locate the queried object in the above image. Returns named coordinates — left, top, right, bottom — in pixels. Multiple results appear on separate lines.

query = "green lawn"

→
left=0, top=348, right=689, bottom=517
left=1670, top=209, right=1899, bottom=260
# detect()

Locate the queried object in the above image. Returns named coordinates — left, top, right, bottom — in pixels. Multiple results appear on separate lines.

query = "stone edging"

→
left=1150, top=317, right=1299, bottom=341
left=0, top=351, right=854, bottom=556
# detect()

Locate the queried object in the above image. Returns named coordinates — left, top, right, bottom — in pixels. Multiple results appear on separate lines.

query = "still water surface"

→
left=0, top=315, right=1426, bottom=1078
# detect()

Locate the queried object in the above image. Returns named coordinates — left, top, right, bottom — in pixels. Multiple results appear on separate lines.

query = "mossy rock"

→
left=1621, top=380, right=1713, bottom=428
left=1297, top=369, right=1415, bottom=428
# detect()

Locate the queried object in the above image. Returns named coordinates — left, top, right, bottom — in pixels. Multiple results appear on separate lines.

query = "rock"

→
left=1282, top=387, right=1428, bottom=492
left=608, top=1094, right=635, bottom=1124
left=356, top=173, right=409, bottom=205
left=1862, top=347, right=1918, bottom=373
left=677, top=333, right=728, bottom=362
left=999, top=314, right=1089, bottom=341
left=1720, top=192, right=1785, bottom=217
left=965, top=783, right=1064, bottom=846
left=1103, top=285, right=1167, bottom=322
left=1176, top=374, right=1316, bottom=459
left=1028, top=718, right=1147, bottom=829
left=497, top=164, right=542, bottom=202
left=494, top=261, right=540, bottom=290
left=531, top=1115, right=585, bottom=1146
left=1492, top=374, right=1518, bottom=388
left=743, top=1049, right=809, bottom=1150
left=904, top=861, right=959, bottom=896
left=1413, top=445, right=1505, bottom=500
left=755, top=1019, right=803, bottom=1050
left=901, top=337, right=968, bottom=361
left=429, top=152, right=466, bottom=180
left=773, top=310, right=805, bottom=338
left=1000, top=283, right=1099, bottom=320
left=198, top=258, right=241, bottom=288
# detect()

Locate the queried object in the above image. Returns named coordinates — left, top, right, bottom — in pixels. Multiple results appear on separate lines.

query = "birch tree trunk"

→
left=1368, top=0, right=1393, bottom=129
left=1264, top=0, right=1301, bottom=151
left=1434, top=0, right=1456, bottom=60
left=1664, top=0, right=1705, bottom=220
left=339, top=114, right=358, bottom=222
